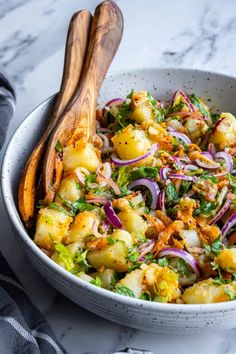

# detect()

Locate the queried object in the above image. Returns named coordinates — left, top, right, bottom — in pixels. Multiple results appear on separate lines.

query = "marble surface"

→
left=1, top=0, right=236, bottom=353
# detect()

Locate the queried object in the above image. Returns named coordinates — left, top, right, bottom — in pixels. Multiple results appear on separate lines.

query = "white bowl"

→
left=2, top=68, right=236, bottom=333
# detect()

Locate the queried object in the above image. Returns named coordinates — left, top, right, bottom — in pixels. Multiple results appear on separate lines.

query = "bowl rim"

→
left=2, top=66, right=236, bottom=313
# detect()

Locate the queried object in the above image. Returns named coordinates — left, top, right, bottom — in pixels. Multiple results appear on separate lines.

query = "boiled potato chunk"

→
left=184, top=118, right=209, bottom=142
left=87, top=241, right=128, bottom=272
left=119, top=269, right=145, bottom=298
left=65, top=211, right=99, bottom=244
left=55, top=176, right=82, bottom=203
left=182, top=279, right=236, bottom=304
left=63, top=141, right=100, bottom=172
left=118, top=209, right=147, bottom=235
left=143, top=263, right=180, bottom=302
left=215, top=248, right=236, bottom=273
left=111, top=229, right=133, bottom=248
left=130, top=91, right=149, bottom=110
left=130, top=105, right=154, bottom=124
left=66, top=241, right=83, bottom=256
left=34, top=207, right=72, bottom=250
left=209, top=113, right=236, bottom=148
left=112, top=125, right=153, bottom=162
left=95, top=268, right=115, bottom=288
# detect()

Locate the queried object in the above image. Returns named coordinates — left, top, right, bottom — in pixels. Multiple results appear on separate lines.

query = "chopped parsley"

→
left=90, top=276, right=102, bottom=287
left=126, top=89, right=134, bottom=99
left=115, top=284, right=135, bottom=298
left=170, top=257, right=190, bottom=276
left=194, top=200, right=217, bottom=217
left=204, top=237, right=223, bottom=256
left=157, top=256, right=169, bottom=267
left=60, top=196, right=95, bottom=216
left=75, top=250, right=91, bottom=272
left=211, top=112, right=221, bottom=125
left=180, top=180, right=191, bottom=195
left=127, top=263, right=141, bottom=273
left=165, top=183, right=179, bottom=206
left=115, top=101, right=132, bottom=130
left=127, top=246, right=139, bottom=263
left=48, top=203, right=72, bottom=216
left=147, top=92, right=164, bottom=123
left=55, top=243, right=74, bottom=271
left=224, top=287, right=236, bottom=300
left=200, top=172, right=219, bottom=183
left=130, top=166, right=159, bottom=181
left=55, top=140, right=63, bottom=153
left=107, top=237, right=116, bottom=245
left=189, top=94, right=209, bottom=118
left=116, top=166, right=130, bottom=189
left=140, top=292, right=151, bottom=301
left=84, top=173, right=96, bottom=192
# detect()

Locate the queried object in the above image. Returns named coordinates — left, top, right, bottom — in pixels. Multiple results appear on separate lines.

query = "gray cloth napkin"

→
left=0, top=69, right=66, bottom=353
left=0, top=68, right=15, bottom=149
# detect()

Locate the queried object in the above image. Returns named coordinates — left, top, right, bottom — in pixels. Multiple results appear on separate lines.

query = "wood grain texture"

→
left=18, top=10, right=92, bottom=225
left=43, top=0, right=123, bottom=199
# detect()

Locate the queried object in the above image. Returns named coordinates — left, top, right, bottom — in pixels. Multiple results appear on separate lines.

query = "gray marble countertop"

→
left=1, top=0, right=236, bottom=353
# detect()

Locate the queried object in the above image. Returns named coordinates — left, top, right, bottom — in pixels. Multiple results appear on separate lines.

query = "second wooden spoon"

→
left=18, top=10, right=92, bottom=225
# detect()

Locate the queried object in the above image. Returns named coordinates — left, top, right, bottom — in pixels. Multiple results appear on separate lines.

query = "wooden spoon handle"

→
left=43, top=0, right=123, bottom=196
left=54, top=10, right=92, bottom=120
left=18, top=10, right=92, bottom=225
left=68, top=0, right=124, bottom=144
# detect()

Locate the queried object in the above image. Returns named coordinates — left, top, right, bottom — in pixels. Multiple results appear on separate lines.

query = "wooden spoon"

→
left=18, top=10, right=92, bottom=225
left=42, top=0, right=123, bottom=201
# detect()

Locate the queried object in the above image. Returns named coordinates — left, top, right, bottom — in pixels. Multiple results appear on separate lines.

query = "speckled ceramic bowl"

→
left=2, top=68, right=236, bottom=333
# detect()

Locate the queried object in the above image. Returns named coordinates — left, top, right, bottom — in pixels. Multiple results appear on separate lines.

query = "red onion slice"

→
left=157, top=190, right=165, bottom=212
left=159, top=167, right=172, bottom=181
left=212, top=117, right=225, bottom=134
left=111, top=144, right=158, bottom=166
left=221, top=212, right=236, bottom=239
left=106, top=98, right=125, bottom=107
left=208, top=143, right=216, bottom=158
left=172, top=156, right=183, bottom=168
left=138, top=239, right=155, bottom=258
left=195, top=157, right=220, bottom=170
left=178, top=156, right=191, bottom=164
left=215, top=151, right=233, bottom=173
left=166, top=126, right=176, bottom=132
left=103, top=201, right=123, bottom=229
left=169, top=174, right=196, bottom=182
left=75, top=167, right=90, bottom=186
left=97, top=162, right=112, bottom=179
left=201, top=151, right=214, bottom=160
left=86, top=197, right=108, bottom=205
left=97, top=133, right=110, bottom=149
left=184, top=164, right=199, bottom=172
left=210, top=198, right=232, bottom=225
left=97, top=164, right=121, bottom=195
left=128, top=178, right=160, bottom=209
left=97, top=127, right=112, bottom=134
left=215, top=171, right=229, bottom=177
left=168, top=131, right=192, bottom=145
left=172, top=91, right=196, bottom=112
left=186, top=189, right=196, bottom=198
left=101, top=219, right=110, bottom=232
left=158, top=247, right=201, bottom=277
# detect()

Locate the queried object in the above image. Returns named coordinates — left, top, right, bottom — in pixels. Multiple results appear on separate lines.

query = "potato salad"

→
left=34, top=90, right=236, bottom=304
